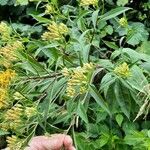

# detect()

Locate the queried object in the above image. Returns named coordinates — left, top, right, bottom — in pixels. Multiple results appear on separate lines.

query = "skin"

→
left=25, top=134, right=76, bottom=150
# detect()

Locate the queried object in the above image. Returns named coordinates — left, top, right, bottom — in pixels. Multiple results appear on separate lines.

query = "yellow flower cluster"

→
left=0, top=122, right=9, bottom=131
left=6, top=135, right=22, bottom=150
left=45, top=4, right=54, bottom=14
left=119, top=17, right=128, bottom=27
left=42, top=22, right=69, bottom=41
left=62, top=67, right=70, bottom=77
left=0, top=88, right=8, bottom=109
left=0, top=69, right=16, bottom=89
left=114, top=62, right=131, bottom=78
left=0, top=22, right=11, bottom=41
left=63, top=63, right=94, bottom=97
left=25, top=106, right=37, bottom=118
left=0, top=41, right=24, bottom=68
left=80, top=0, right=98, bottom=6
left=5, top=104, right=23, bottom=130
left=0, top=69, right=16, bottom=109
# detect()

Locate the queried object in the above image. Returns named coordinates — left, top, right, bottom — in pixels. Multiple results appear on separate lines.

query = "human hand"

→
left=25, top=134, right=76, bottom=150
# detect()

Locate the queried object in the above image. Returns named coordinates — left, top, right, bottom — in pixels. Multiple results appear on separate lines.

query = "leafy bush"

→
left=0, top=0, right=150, bottom=149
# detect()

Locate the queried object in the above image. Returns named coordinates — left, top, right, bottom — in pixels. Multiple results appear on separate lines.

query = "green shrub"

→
left=0, top=0, right=150, bottom=149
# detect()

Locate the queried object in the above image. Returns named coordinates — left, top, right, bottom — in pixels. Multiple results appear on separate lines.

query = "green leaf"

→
left=137, top=41, right=150, bottom=55
left=100, top=7, right=131, bottom=21
left=117, top=0, right=129, bottom=6
left=35, top=43, right=59, bottom=57
left=127, top=22, right=149, bottom=46
left=105, top=25, right=113, bottom=35
left=124, top=131, right=145, bottom=146
left=114, top=81, right=130, bottom=118
left=103, top=40, right=119, bottom=50
left=147, top=130, right=150, bottom=138
left=127, top=65, right=148, bottom=92
left=16, top=50, right=47, bottom=74
left=75, top=133, right=95, bottom=150
left=100, top=73, right=116, bottom=97
left=116, top=114, right=124, bottom=126
left=77, top=103, right=89, bottom=124
left=92, top=10, right=99, bottom=28
left=89, top=84, right=112, bottom=116
left=121, top=48, right=150, bottom=62
left=30, top=14, right=51, bottom=23
left=94, top=134, right=109, bottom=148
left=15, top=0, right=28, bottom=5
left=141, top=62, right=150, bottom=73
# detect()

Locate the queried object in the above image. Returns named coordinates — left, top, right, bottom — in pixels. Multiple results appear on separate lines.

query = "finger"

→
left=26, top=134, right=74, bottom=150
left=27, top=136, right=49, bottom=150
left=67, top=146, right=76, bottom=150
left=46, top=134, right=66, bottom=149
left=38, top=134, right=71, bottom=150
left=24, top=146, right=35, bottom=150
left=63, top=135, right=73, bottom=148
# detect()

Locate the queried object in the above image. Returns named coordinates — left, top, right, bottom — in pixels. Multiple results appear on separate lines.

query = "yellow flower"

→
left=12, top=40, right=24, bottom=50
left=5, top=104, right=23, bottom=130
left=82, top=62, right=94, bottom=71
left=0, top=69, right=16, bottom=89
left=41, top=32, right=53, bottom=41
left=6, top=135, right=22, bottom=150
left=42, top=22, right=69, bottom=41
left=7, top=135, right=18, bottom=150
left=0, top=41, right=24, bottom=66
left=66, top=63, right=94, bottom=97
left=114, top=62, right=131, bottom=78
left=0, top=88, right=8, bottom=109
left=0, top=45, right=16, bottom=62
left=0, top=122, right=10, bottom=131
left=45, top=4, right=54, bottom=14
left=80, top=0, right=98, bottom=6
left=66, top=86, right=76, bottom=97
left=0, top=22, right=11, bottom=41
left=25, top=107, right=37, bottom=118
left=0, top=69, right=16, bottom=109
left=62, top=67, right=70, bottom=77
left=119, top=17, right=128, bottom=27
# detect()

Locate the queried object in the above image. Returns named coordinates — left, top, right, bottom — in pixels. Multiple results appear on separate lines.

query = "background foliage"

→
left=0, top=0, right=150, bottom=149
